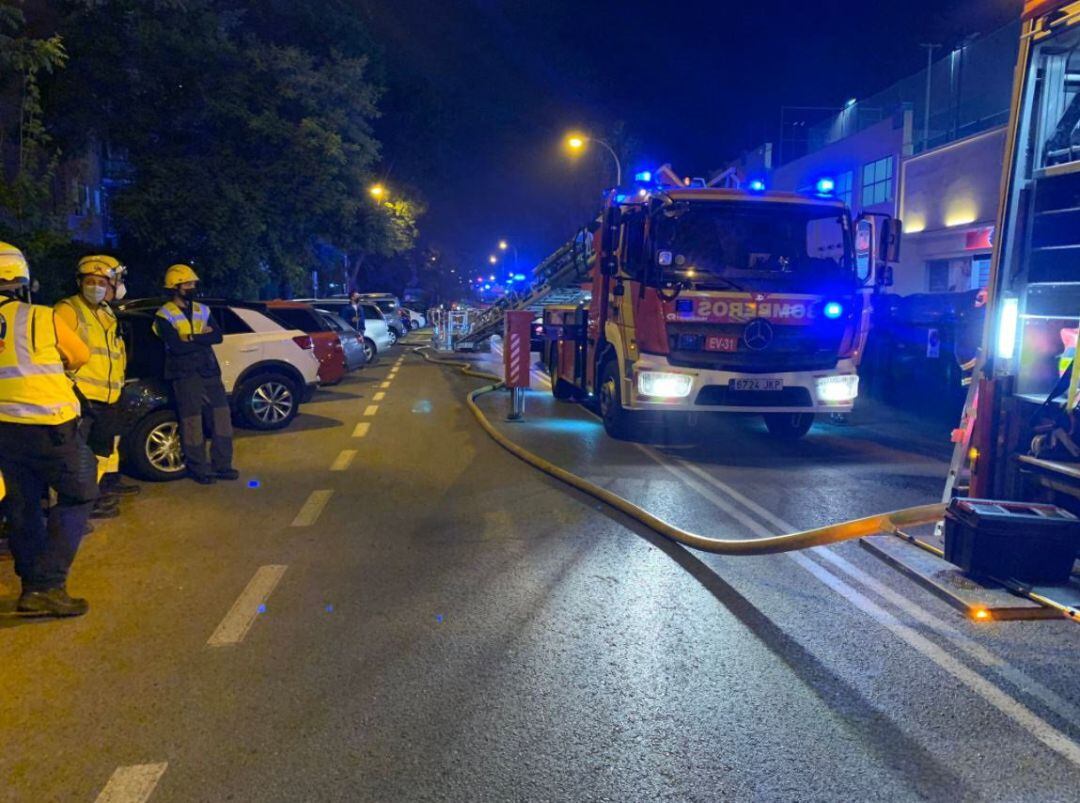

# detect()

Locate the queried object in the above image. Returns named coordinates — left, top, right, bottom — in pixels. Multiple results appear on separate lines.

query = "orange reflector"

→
left=972, top=607, right=991, bottom=621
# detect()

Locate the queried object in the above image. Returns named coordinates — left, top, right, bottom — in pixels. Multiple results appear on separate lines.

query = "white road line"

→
left=290, top=490, right=334, bottom=527
left=206, top=565, right=287, bottom=647
left=373, top=392, right=386, bottom=401
left=637, top=445, right=1080, bottom=767
left=94, top=763, right=168, bottom=803
left=380, top=381, right=392, bottom=389
left=330, top=449, right=358, bottom=471
left=351, top=422, right=370, bottom=438
left=363, top=405, right=379, bottom=417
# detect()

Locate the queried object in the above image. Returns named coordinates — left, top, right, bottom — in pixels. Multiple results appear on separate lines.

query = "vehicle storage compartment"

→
left=944, top=498, right=1080, bottom=584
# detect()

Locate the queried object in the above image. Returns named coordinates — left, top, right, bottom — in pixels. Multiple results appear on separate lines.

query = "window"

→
left=270, top=307, right=328, bottom=332
left=927, top=259, right=950, bottom=292
left=361, top=304, right=384, bottom=321
left=213, top=306, right=253, bottom=335
left=861, top=157, right=894, bottom=207
left=971, top=255, right=992, bottom=290
left=835, top=171, right=854, bottom=207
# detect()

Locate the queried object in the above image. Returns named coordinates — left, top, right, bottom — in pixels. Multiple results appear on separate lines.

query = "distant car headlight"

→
left=638, top=371, right=693, bottom=399
left=816, top=374, right=859, bottom=403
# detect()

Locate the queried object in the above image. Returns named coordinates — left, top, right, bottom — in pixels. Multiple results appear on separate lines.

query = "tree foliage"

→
left=49, top=0, right=420, bottom=296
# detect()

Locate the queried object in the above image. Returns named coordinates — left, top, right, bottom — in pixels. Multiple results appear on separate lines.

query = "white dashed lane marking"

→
left=290, top=490, right=334, bottom=527
left=363, top=405, right=379, bottom=417
left=206, top=565, right=288, bottom=647
left=330, top=449, right=357, bottom=471
left=94, top=763, right=168, bottom=803
left=351, top=422, right=370, bottom=438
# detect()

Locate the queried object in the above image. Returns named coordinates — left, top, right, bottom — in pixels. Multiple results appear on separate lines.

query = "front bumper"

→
left=302, top=381, right=319, bottom=403
left=626, top=354, right=858, bottom=414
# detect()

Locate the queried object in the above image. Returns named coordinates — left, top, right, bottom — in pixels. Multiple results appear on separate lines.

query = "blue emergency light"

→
left=635, top=170, right=653, bottom=183
left=816, top=177, right=836, bottom=195
left=748, top=179, right=767, bottom=192
left=823, top=301, right=844, bottom=319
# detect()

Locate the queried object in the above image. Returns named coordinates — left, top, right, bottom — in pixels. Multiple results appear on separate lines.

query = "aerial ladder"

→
left=453, top=228, right=595, bottom=350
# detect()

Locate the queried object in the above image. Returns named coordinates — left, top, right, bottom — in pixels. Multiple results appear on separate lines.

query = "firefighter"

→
left=0, top=242, right=98, bottom=617
left=55, top=255, right=138, bottom=519
left=153, top=264, right=238, bottom=484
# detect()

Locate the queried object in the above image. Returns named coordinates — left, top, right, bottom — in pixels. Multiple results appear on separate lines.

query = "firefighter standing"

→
left=55, top=255, right=139, bottom=519
left=153, top=264, right=238, bottom=484
left=0, top=242, right=98, bottom=617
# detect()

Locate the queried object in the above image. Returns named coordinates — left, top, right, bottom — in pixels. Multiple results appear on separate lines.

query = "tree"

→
left=0, top=0, right=70, bottom=296
left=49, top=0, right=418, bottom=297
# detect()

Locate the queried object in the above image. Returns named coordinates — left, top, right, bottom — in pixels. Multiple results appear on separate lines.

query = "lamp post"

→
left=498, top=239, right=519, bottom=272
left=565, top=133, right=622, bottom=186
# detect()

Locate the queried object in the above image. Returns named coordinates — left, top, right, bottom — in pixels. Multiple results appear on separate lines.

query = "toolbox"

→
left=944, top=499, right=1080, bottom=585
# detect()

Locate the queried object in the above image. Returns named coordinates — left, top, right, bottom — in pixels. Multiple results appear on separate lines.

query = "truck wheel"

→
left=599, top=360, right=633, bottom=439
left=763, top=412, right=814, bottom=439
left=548, top=348, right=576, bottom=401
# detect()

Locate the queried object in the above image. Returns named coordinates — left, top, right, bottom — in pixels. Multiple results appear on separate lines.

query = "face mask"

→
left=178, top=287, right=198, bottom=302
left=114, top=283, right=127, bottom=301
left=82, top=285, right=108, bottom=305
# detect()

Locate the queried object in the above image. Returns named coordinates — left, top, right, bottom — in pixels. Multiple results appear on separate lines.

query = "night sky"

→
left=359, top=0, right=1017, bottom=276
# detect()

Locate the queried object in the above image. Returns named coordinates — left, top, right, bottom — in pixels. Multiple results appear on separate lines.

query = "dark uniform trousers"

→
left=0, top=420, right=98, bottom=591
left=172, top=375, right=233, bottom=477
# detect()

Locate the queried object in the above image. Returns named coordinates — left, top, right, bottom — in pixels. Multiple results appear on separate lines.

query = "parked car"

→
left=357, top=294, right=406, bottom=343
left=318, top=310, right=367, bottom=372
left=116, top=303, right=322, bottom=480
left=402, top=307, right=427, bottom=328
left=264, top=300, right=346, bottom=385
left=296, top=298, right=394, bottom=361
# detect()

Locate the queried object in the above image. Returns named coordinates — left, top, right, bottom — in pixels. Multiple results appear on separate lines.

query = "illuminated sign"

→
left=965, top=226, right=995, bottom=251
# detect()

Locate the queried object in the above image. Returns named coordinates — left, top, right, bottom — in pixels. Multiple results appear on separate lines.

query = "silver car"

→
left=304, top=299, right=393, bottom=363
left=318, top=310, right=367, bottom=372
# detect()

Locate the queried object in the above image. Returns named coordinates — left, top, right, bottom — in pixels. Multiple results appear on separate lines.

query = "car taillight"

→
left=292, top=335, right=314, bottom=350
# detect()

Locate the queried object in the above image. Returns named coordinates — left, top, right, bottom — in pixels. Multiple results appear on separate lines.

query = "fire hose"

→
left=412, top=346, right=946, bottom=556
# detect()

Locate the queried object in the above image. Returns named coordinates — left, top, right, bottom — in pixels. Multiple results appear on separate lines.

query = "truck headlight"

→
left=638, top=371, right=693, bottom=398
left=816, top=374, right=859, bottom=403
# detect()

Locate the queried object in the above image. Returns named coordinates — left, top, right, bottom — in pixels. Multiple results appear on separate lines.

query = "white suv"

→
left=117, top=300, right=322, bottom=480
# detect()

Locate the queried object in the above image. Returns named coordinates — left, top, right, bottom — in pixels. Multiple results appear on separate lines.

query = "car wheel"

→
left=124, top=409, right=186, bottom=481
left=236, top=373, right=299, bottom=430
left=763, top=412, right=815, bottom=439
left=363, top=337, right=377, bottom=364
left=388, top=328, right=398, bottom=346
left=598, top=359, right=634, bottom=439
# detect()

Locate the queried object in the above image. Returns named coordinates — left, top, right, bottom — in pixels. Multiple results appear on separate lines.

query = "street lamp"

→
left=564, top=132, right=622, bottom=186
left=498, top=240, right=509, bottom=251
left=369, top=183, right=386, bottom=200
left=496, top=239, right=519, bottom=272
left=489, top=255, right=498, bottom=265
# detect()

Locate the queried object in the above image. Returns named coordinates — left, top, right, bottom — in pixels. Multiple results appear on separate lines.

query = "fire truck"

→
left=541, top=166, right=901, bottom=439
left=965, top=0, right=1080, bottom=506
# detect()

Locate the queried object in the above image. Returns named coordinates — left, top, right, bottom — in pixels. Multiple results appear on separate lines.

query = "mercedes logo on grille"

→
left=742, top=318, right=774, bottom=351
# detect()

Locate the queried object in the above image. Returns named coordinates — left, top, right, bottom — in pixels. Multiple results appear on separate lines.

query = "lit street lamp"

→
left=565, top=132, right=622, bottom=186
left=369, top=183, right=386, bottom=200
left=489, top=255, right=498, bottom=265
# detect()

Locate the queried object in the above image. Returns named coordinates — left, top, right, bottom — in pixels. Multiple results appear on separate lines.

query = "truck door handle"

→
left=239, top=346, right=259, bottom=353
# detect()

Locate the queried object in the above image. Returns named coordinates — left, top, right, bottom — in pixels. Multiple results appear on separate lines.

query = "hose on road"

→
left=412, top=346, right=946, bottom=556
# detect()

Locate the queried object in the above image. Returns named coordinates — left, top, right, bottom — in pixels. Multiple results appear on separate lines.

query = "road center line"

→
left=206, top=565, right=287, bottom=647
left=330, top=449, right=357, bottom=471
left=380, top=381, right=392, bottom=389
left=363, top=404, right=379, bottom=417
left=291, top=490, right=334, bottom=527
left=373, top=391, right=386, bottom=401
left=94, top=763, right=168, bottom=803
left=636, top=445, right=1080, bottom=766
left=352, top=422, right=370, bottom=438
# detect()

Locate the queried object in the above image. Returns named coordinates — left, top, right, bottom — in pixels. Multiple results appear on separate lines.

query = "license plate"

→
left=729, top=378, right=783, bottom=392
left=705, top=335, right=738, bottom=352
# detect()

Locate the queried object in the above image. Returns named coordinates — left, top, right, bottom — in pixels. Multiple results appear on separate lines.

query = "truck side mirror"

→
left=854, top=216, right=874, bottom=285
left=880, top=218, right=902, bottom=263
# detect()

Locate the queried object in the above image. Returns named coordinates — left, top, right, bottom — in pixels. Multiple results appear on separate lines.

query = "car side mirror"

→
left=880, top=218, right=902, bottom=263
left=854, top=216, right=875, bottom=285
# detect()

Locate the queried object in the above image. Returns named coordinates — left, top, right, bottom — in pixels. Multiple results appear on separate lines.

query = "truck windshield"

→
left=653, top=202, right=853, bottom=290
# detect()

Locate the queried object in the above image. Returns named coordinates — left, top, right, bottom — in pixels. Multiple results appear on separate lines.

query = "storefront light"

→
left=638, top=371, right=693, bottom=399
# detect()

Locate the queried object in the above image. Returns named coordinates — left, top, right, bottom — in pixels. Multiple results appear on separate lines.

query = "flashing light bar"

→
left=635, top=170, right=653, bottom=182
left=816, top=177, right=836, bottom=195
left=748, top=179, right=767, bottom=193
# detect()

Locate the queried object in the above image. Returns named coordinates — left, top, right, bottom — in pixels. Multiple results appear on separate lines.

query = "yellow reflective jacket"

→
left=0, top=298, right=81, bottom=425
left=55, top=294, right=125, bottom=404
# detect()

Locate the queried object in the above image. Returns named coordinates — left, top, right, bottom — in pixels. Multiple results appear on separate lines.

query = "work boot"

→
left=90, top=496, right=120, bottom=519
left=17, top=587, right=89, bottom=617
left=190, top=472, right=216, bottom=485
left=101, top=473, right=141, bottom=496
left=214, top=469, right=240, bottom=481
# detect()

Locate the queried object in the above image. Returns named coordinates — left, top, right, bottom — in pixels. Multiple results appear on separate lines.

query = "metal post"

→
left=507, top=387, right=525, bottom=421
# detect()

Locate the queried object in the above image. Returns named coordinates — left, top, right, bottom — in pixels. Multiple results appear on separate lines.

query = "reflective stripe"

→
left=75, top=375, right=120, bottom=389
left=62, top=295, right=123, bottom=403
left=0, top=400, right=80, bottom=418
left=0, top=364, right=65, bottom=378
left=13, top=304, right=31, bottom=364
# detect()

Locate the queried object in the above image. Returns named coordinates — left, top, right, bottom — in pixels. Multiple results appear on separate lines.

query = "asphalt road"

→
left=2, top=331, right=1079, bottom=802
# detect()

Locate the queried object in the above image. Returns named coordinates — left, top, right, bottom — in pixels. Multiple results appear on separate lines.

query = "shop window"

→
left=927, top=259, right=950, bottom=292
left=862, top=156, right=894, bottom=206
left=971, top=255, right=992, bottom=290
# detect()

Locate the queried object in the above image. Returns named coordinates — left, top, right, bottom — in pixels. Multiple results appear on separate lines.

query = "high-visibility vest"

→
left=56, top=294, right=125, bottom=404
left=0, top=298, right=81, bottom=425
left=154, top=300, right=209, bottom=339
